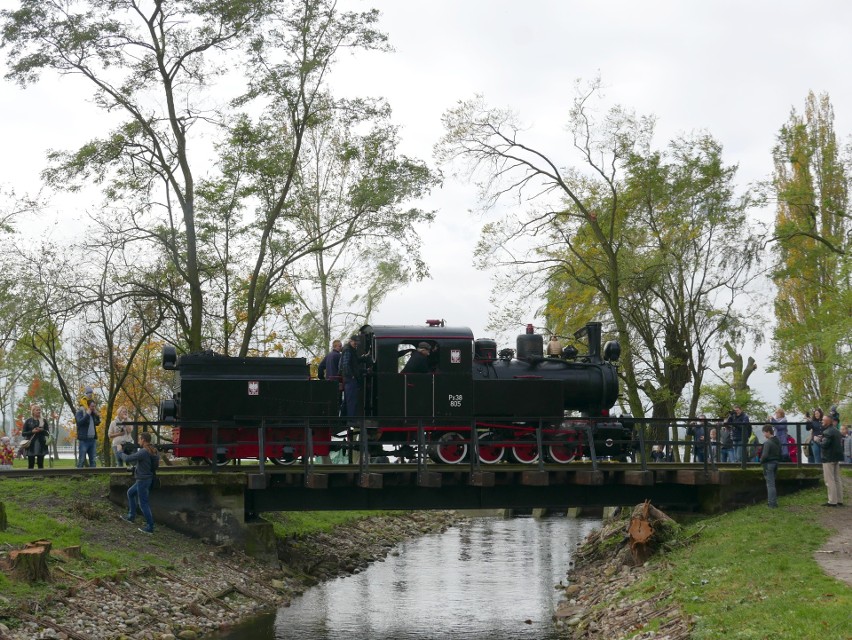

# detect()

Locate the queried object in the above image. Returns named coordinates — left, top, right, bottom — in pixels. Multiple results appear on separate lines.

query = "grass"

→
left=263, top=509, right=404, bottom=538
left=633, top=470, right=852, bottom=639
left=0, top=473, right=398, bottom=607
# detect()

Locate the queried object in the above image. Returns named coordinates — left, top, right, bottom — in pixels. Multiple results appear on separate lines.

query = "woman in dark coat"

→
left=21, top=404, right=49, bottom=469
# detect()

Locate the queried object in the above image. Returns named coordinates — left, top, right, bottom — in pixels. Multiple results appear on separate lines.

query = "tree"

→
left=437, top=82, right=760, bottom=429
left=277, top=103, right=438, bottom=357
left=2, top=0, right=389, bottom=354
left=771, top=92, right=851, bottom=413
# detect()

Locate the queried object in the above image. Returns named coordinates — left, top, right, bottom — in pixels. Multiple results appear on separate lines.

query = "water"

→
left=213, top=515, right=601, bottom=640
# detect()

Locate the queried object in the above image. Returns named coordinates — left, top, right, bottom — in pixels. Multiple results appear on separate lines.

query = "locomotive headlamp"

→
left=603, top=340, right=621, bottom=362
left=162, top=345, right=177, bottom=370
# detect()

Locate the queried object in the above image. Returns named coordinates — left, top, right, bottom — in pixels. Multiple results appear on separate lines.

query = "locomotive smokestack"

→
left=574, top=322, right=602, bottom=361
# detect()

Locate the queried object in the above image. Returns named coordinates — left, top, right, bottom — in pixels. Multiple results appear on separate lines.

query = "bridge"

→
left=98, top=461, right=821, bottom=561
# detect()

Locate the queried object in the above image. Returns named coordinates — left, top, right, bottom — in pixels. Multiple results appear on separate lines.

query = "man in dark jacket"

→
left=401, top=342, right=432, bottom=374
left=726, top=406, right=751, bottom=463
left=339, top=335, right=361, bottom=421
left=317, top=340, right=342, bottom=381
left=819, top=414, right=844, bottom=507
left=760, top=425, right=782, bottom=508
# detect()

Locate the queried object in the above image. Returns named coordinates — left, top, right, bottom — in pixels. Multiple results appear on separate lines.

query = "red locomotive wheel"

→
left=547, top=432, right=582, bottom=464
left=477, top=432, right=505, bottom=464
left=430, top=432, right=468, bottom=464
left=511, top=437, right=539, bottom=464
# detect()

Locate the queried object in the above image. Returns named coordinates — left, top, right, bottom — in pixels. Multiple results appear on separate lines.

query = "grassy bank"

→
left=633, top=474, right=852, bottom=639
left=0, top=475, right=386, bottom=606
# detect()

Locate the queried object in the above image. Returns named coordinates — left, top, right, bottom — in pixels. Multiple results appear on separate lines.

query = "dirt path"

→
left=813, top=474, right=852, bottom=587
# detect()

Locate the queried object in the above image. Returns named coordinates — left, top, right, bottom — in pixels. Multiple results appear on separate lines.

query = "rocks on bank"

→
left=553, top=502, right=692, bottom=640
left=0, top=511, right=458, bottom=640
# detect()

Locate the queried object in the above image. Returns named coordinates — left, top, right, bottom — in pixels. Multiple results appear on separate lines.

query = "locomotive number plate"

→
left=448, top=394, right=463, bottom=407
left=248, top=381, right=259, bottom=396
left=451, top=349, right=461, bottom=364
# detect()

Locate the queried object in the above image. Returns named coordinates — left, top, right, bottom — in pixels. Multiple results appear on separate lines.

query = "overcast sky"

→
left=3, top=0, right=851, bottom=410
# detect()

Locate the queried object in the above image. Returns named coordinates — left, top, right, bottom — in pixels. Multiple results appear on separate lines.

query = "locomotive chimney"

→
left=573, top=322, right=602, bottom=361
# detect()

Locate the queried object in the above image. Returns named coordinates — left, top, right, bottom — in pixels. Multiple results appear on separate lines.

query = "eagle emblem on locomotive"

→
left=158, top=321, right=632, bottom=465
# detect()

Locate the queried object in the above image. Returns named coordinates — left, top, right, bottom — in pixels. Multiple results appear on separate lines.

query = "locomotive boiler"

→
left=159, top=320, right=631, bottom=465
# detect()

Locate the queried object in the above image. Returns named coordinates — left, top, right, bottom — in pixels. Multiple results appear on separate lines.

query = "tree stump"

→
left=0, top=501, right=6, bottom=531
left=10, top=545, right=52, bottom=583
left=51, top=546, right=82, bottom=561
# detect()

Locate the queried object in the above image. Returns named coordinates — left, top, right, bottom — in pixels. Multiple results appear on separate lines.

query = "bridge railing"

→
left=122, top=415, right=825, bottom=476
left=625, top=417, right=819, bottom=472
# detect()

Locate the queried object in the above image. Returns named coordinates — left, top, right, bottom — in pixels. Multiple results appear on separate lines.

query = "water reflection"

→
left=214, top=516, right=600, bottom=640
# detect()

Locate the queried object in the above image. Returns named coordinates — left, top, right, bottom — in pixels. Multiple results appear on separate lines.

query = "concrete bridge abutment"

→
left=109, top=473, right=277, bottom=562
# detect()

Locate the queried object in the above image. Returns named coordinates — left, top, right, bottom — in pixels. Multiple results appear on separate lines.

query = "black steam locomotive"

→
left=159, top=321, right=631, bottom=464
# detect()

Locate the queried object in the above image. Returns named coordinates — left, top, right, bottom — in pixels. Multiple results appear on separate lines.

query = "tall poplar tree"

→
left=771, top=92, right=851, bottom=413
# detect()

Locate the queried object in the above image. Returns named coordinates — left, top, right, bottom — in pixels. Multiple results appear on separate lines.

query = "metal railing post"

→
left=535, top=418, right=545, bottom=471
left=258, top=418, right=266, bottom=476
left=587, top=420, right=598, bottom=472
left=417, top=419, right=426, bottom=478
left=305, top=418, right=314, bottom=474
left=359, top=417, right=369, bottom=476
left=469, top=418, right=480, bottom=473
left=638, top=422, right=647, bottom=471
left=211, top=422, right=218, bottom=474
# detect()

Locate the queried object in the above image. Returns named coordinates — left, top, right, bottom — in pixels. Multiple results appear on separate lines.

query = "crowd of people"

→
left=682, top=405, right=849, bottom=467
left=679, top=405, right=848, bottom=509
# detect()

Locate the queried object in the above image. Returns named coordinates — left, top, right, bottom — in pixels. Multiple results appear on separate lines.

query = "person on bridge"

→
left=340, top=335, right=362, bottom=423
left=760, top=424, right=781, bottom=508
left=769, top=408, right=789, bottom=462
left=120, top=431, right=160, bottom=534
left=806, top=408, right=825, bottom=464
left=318, top=339, right=343, bottom=383
left=725, top=405, right=751, bottom=463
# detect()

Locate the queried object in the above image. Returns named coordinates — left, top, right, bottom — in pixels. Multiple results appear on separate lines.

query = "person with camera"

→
left=725, top=406, right=751, bottom=463
left=805, top=408, right=825, bottom=464
left=108, top=405, right=134, bottom=467
left=120, top=431, right=159, bottom=534
left=75, top=398, right=101, bottom=468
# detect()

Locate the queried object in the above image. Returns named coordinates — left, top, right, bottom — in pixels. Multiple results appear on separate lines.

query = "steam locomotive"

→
left=158, top=321, right=631, bottom=465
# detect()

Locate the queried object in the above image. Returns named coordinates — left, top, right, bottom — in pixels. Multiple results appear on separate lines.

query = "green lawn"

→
left=635, top=471, right=852, bottom=639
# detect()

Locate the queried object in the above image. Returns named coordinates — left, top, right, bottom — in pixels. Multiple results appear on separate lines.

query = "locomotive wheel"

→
left=510, top=437, right=539, bottom=464
left=547, top=433, right=582, bottom=464
left=202, top=453, right=230, bottom=467
left=429, top=432, right=468, bottom=464
left=477, top=432, right=505, bottom=464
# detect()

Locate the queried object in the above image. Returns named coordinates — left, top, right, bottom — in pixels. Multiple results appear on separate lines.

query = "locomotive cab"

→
left=362, top=325, right=475, bottom=422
